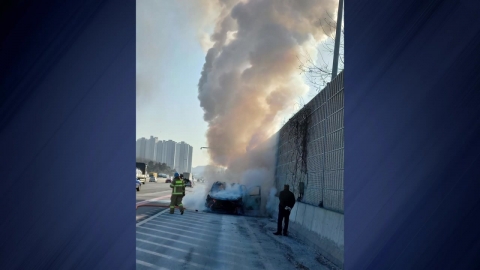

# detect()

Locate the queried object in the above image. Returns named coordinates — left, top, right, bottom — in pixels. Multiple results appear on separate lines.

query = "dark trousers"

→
left=277, top=206, right=291, bottom=233
left=170, top=195, right=184, bottom=213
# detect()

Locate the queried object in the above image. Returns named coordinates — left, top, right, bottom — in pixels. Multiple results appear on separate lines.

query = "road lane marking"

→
left=136, top=231, right=200, bottom=247
left=137, top=226, right=252, bottom=254
left=138, top=190, right=171, bottom=196
left=164, top=213, right=214, bottom=222
left=136, top=227, right=253, bottom=256
left=137, top=209, right=165, bottom=221
left=158, top=214, right=218, bottom=223
left=149, top=217, right=220, bottom=230
left=148, top=217, right=220, bottom=231
left=136, top=231, right=247, bottom=258
left=136, top=195, right=172, bottom=206
left=136, top=259, right=171, bottom=270
left=137, top=238, right=203, bottom=255
left=137, top=226, right=209, bottom=242
left=148, top=220, right=231, bottom=235
left=162, top=216, right=213, bottom=224
left=141, top=222, right=246, bottom=245
left=136, top=208, right=169, bottom=227
left=136, top=238, right=240, bottom=268
left=136, top=247, right=204, bottom=268
left=136, top=215, right=147, bottom=221
left=147, top=219, right=243, bottom=238
left=154, top=212, right=215, bottom=223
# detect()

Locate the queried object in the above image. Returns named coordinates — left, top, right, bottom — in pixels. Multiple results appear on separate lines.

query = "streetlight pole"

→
left=331, top=0, right=343, bottom=80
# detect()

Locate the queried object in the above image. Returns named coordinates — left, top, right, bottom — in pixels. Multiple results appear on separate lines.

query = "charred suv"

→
left=205, top=182, right=261, bottom=215
left=205, top=182, right=245, bottom=214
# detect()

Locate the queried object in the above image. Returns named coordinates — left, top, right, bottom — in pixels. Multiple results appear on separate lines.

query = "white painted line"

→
left=136, top=259, right=171, bottom=270
left=136, top=226, right=208, bottom=242
left=136, top=238, right=239, bottom=267
left=136, top=195, right=171, bottom=206
left=136, top=247, right=204, bottom=268
left=137, top=238, right=203, bottom=255
left=136, top=231, right=200, bottom=247
left=149, top=217, right=217, bottom=230
left=154, top=211, right=210, bottom=221
left=136, top=208, right=169, bottom=227
left=141, top=222, right=246, bottom=244
left=147, top=220, right=212, bottom=232
left=136, top=215, right=147, bottom=221
left=138, top=191, right=171, bottom=197
left=147, top=195, right=172, bottom=201
left=136, top=232, right=247, bottom=258
left=148, top=219, right=236, bottom=237
left=137, top=226, right=252, bottom=254
left=165, top=212, right=211, bottom=221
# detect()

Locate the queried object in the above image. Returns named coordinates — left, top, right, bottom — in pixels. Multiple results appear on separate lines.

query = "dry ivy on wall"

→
left=284, top=105, right=311, bottom=201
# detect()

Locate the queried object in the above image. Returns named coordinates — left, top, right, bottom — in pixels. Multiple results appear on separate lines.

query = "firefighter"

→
left=179, top=174, right=186, bottom=197
left=169, top=172, right=185, bottom=214
left=273, top=184, right=296, bottom=236
left=180, top=174, right=186, bottom=192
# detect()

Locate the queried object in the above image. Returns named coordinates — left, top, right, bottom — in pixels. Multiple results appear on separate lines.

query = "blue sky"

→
left=136, top=1, right=211, bottom=167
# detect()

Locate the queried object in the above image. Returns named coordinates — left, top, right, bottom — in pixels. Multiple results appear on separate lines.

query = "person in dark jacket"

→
left=274, top=184, right=296, bottom=236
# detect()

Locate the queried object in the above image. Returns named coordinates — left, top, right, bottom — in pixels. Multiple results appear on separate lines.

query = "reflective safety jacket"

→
left=170, top=178, right=185, bottom=195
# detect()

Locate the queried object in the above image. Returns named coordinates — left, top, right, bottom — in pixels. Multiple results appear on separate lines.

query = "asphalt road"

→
left=135, top=181, right=332, bottom=270
left=136, top=180, right=194, bottom=222
left=136, top=180, right=173, bottom=202
left=136, top=209, right=318, bottom=270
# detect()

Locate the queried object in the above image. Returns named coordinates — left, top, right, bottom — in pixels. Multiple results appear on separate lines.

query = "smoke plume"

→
left=198, top=0, right=337, bottom=167
left=195, top=0, right=338, bottom=214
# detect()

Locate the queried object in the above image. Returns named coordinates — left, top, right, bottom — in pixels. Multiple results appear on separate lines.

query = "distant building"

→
left=145, top=136, right=158, bottom=161
left=137, top=137, right=192, bottom=171
left=136, top=137, right=147, bottom=160
left=175, top=141, right=193, bottom=173
left=174, top=143, right=181, bottom=171
left=164, top=140, right=177, bottom=169
left=155, top=140, right=166, bottom=163
left=187, top=145, right=193, bottom=173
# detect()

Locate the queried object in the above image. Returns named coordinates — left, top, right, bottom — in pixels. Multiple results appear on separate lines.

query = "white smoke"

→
left=198, top=0, right=338, bottom=167
left=266, top=187, right=278, bottom=216
left=209, top=183, right=244, bottom=200
left=182, top=184, right=208, bottom=211
left=193, top=0, right=339, bottom=214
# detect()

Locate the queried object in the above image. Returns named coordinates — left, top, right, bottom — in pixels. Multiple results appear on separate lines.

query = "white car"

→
left=149, top=176, right=157, bottom=182
left=136, top=179, right=141, bottom=191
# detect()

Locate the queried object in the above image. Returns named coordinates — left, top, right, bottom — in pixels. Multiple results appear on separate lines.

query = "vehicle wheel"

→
left=136, top=186, right=140, bottom=191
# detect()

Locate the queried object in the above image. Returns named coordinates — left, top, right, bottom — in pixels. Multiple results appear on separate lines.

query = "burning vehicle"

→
left=205, top=181, right=261, bottom=215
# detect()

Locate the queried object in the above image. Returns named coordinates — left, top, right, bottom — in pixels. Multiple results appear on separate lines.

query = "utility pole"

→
left=331, top=0, right=343, bottom=80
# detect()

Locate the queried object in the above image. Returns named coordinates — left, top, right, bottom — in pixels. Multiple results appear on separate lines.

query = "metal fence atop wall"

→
left=275, top=71, right=344, bottom=213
